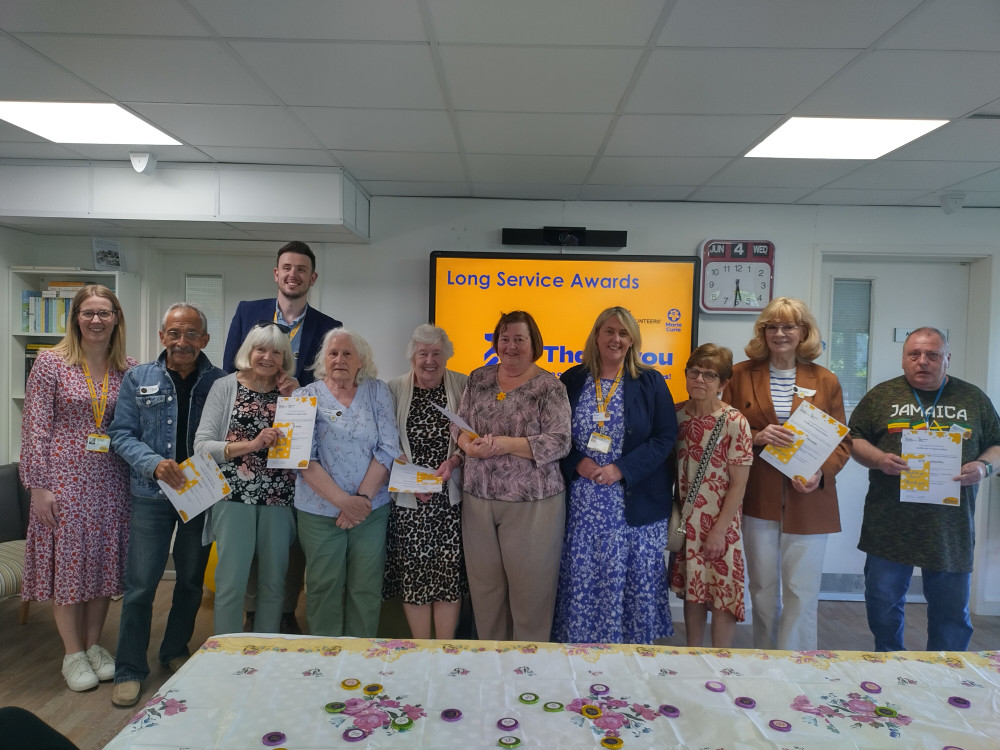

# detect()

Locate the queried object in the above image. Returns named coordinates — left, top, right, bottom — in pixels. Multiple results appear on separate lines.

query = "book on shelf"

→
left=42, top=288, right=82, bottom=298
left=46, top=280, right=87, bottom=288
left=25, top=343, right=56, bottom=387
left=21, top=290, right=41, bottom=332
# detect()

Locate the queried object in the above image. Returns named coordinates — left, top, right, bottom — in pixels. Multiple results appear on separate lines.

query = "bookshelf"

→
left=7, top=267, right=141, bottom=462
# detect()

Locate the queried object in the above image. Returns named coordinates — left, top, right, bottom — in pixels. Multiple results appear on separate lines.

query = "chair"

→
left=0, top=462, right=31, bottom=623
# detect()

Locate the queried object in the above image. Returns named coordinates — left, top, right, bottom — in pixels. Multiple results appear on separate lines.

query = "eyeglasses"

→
left=79, top=309, right=116, bottom=321
left=163, top=329, right=205, bottom=342
left=256, top=319, right=291, bottom=334
left=764, top=324, right=799, bottom=334
left=906, top=350, right=945, bottom=362
left=685, top=368, right=720, bottom=383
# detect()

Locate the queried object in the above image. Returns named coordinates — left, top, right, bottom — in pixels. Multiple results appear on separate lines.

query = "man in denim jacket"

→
left=108, top=303, right=225, bottom=708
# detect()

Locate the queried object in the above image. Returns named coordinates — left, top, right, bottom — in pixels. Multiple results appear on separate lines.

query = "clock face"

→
left=701, top=260, right=773, bottom=313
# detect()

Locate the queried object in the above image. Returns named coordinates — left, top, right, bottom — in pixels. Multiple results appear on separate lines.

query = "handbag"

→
left=664, top=408, right=732, bottom=557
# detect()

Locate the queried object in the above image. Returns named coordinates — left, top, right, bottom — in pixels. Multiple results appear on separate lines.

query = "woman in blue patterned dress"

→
left=553, top=307, right=677, bottom=643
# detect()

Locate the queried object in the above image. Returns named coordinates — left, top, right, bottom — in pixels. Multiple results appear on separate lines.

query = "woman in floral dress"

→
left=670, top=343, right=753, bottom=647
left=195, top=322, right=300, bottom=635
left=554, top=307, right=677, bottom=643
left=20, top=285, right=136, bottom=691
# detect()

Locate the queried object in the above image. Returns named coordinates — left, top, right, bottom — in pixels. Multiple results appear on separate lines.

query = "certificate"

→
left=431, top=402, right=478, bottom=438
left=387, top=458, right=444, bottom=493
left=157, top=452, right=231, bottom=523
left=899, top=429, right=962, bottom=505
left=267, top=396, right=317, bottom=469
left=760, top=401, right=849, bottom=482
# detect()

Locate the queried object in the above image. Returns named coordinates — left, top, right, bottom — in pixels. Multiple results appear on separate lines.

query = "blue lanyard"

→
left=910, top=379, right=945, bottom=429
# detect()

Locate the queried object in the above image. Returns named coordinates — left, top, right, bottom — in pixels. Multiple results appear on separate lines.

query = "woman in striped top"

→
left=723, top=298, right=852, bottom=651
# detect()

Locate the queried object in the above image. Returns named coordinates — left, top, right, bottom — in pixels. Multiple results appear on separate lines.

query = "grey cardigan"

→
left=387, top=369, right=468, bottom=508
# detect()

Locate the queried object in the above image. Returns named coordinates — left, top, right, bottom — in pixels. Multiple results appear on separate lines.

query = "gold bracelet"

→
left=224, top=442, right=231, bottom=460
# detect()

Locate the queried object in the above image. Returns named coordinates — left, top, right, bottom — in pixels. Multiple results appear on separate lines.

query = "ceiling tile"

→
left=0, top=0, right=208, bottom=35
left=197, top=146, right=338, bottom=166
left=331, top=151, right=464, bottom=182
left=658, top=0, right=923, bottom=48
left=359, top=181, right=471, bottom=197
left=889, top=119, right=1000, bottom=161
left=440, top=46, right=642, bottom=112
left=428, top=0, right=664, bottom=46
left=797, top=50, right=1000, bottom=118
left=190, top=0, right=425, bottom=40
left=577, top=184, right=695, bottom=201
left=129, top=104, right=318, bottom=148
left=58, top=144, right=211, bottom=162
left=707, top=158, right=866, bottom=188
left=0, top=36, right=109, bottom=101
left=949, top=167, right=1000, bottom=191
left=457, top=113, right=613, bottom=155
left=627, top=48, right=857, bottom=114
left=467, top=154, right=593, bottom=183
left=825, top=160, right=1000, bottom=190
left=473, top=183, right=583, bottom=200
left=293, top=108, right=457, bottom=152
left=591, top=156, right=730, bottom=185
left=802, top=188, right=931, bottom=205
left=0, top=142, right=87, bottom=159
left=881, top=0, right=1000, bottom=52
left=233, top=41, right=444, bottom=109
left=605, top=114, right=780, bottom=157
left=689, top=186, right=815, bottom=203
left=20, top=35, right=276, bottom=104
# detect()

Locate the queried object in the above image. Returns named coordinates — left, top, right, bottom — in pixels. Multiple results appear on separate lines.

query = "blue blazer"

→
left=560, top=364, right=678, bottom=527
left=222, top=298, right=342, bottom=386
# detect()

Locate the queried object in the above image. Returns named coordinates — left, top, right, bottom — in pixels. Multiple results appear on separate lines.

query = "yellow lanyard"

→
left=81, top=361, right=110, bottom=433
left=274, top=309, right=304, bottom=343
left=594, top=366, right=624, bottom=416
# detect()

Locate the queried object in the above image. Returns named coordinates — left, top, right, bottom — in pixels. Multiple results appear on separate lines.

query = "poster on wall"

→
left=429, top=252, right=698, bottom=386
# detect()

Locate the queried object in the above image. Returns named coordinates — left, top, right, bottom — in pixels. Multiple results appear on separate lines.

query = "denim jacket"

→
left=109, top=351, right=225, bottom=499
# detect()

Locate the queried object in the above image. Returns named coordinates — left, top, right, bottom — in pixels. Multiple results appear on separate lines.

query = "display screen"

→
left=429, top=252, right=699, bottom=385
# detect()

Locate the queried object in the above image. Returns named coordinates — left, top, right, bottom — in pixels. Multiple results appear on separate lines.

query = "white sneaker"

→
left=86, top=644, right=116, bottom=681
left=62, top=652, right=99, bottom=691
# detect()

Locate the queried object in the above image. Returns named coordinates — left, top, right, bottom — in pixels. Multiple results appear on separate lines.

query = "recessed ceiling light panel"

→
left=746, top=117, right=948, bottom=160
left=0, top=101, right=180, bottom=145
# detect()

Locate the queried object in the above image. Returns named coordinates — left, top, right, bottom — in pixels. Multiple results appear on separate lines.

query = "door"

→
left=818, top=257, right=970, bottom=599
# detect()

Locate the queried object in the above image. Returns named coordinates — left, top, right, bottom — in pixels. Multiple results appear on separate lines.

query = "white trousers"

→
left=742, top=515, right=828, bottom=651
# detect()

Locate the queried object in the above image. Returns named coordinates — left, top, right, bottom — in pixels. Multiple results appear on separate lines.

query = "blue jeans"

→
left=114, top=495, right=210, bottom=683
left=864, top=553, right=972, bottom=652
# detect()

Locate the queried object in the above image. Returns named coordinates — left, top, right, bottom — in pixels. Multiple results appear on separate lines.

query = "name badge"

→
left=138, top=384, right=159, bottom=396
left=86, top=434, right=111, bottom=453
left=792, top=385, right=817, bottom=398
left=592, top=411, right=607, bottom=423
left=587, top=432, right=611, bottom=454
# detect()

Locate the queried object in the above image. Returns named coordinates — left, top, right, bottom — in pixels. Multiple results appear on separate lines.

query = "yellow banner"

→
left=431, top=253, right=697, bottom=386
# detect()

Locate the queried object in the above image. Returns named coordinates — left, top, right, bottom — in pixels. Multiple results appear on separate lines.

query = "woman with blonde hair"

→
left=723, top=297, right=851, bottom=650
left=553, top=306, right=677, bottom=643
left=20, top=285, right=136, bottom=690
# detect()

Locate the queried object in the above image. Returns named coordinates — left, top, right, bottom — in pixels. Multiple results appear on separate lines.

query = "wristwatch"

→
left=978, top=460, right=993, bottom=477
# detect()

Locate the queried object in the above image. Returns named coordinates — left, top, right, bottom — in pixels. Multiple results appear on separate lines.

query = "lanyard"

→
left=274, top=309, right=304, bottom=343
left=911, top=380, right=945, bottom=429
left=81, top=360, right=110, bottom=432
left=595, top=366, right=624, bottom=415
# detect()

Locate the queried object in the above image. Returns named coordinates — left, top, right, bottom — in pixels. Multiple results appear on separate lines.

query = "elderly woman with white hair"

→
left=384, top=324, right=469, bottom=639
left=293, top=327, right=401, bottom=636
left=195, top=321, right=299, bottom=635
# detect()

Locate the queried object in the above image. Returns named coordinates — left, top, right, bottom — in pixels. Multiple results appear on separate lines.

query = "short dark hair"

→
left=276, top=241, right=316, bottom=271
left=492, top=311, right=544, bottom=362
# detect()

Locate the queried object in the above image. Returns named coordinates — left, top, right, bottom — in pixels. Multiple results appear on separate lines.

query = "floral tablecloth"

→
left=104, top=636, right=1000, bottom=749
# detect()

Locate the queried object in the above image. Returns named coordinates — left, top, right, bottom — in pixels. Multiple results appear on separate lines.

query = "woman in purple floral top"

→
left=195, top=322, right=300, bottom=635
left=455, top=311, right=571, bottom=641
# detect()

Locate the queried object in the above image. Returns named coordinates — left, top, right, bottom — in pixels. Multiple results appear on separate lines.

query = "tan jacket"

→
left=722, top=360, right=851, bottom=534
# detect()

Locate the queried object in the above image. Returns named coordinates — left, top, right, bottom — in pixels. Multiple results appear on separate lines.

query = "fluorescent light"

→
left=746, top=117, right=947, bottom=159
left=0, top=101, right=180, bottom=145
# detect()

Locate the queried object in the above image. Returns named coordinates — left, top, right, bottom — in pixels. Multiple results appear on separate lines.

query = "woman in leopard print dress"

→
left=384, top=325, right=469, bottom=638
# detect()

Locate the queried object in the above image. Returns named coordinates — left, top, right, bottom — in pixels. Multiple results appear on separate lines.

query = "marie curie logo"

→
left=483, top=334, right=499, bottom=365
left=665, top=308, right=682, bottom=332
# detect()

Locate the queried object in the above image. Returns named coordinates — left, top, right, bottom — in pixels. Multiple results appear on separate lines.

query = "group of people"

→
left=18, top=240, right=1000, bottom=712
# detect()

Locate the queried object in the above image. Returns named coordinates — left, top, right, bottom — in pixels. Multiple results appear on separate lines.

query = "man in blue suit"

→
left=223, top=241, right=341, bottom=386
left=222, top=240, right=341, bottom=633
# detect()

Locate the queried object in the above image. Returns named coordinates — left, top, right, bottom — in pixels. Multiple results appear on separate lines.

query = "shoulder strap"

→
left=679, top=408, right=732, bottom=524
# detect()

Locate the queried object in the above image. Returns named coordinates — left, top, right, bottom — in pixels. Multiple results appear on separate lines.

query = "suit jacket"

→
left=222, top=298, right=341, bottom=386
left=560, top=364, right=677, bottom=527
left=722, top=359, right=851, bottom=535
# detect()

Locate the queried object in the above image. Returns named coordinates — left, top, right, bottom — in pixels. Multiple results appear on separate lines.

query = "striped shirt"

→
left=770, top=365, right=796, bottom=421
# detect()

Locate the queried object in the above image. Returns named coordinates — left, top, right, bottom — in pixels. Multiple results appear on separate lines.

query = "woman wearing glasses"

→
left=723, top=297, right=852, bottom=650
left=195, top=322, right=299, bottom=635
left=20, top=285, right=136, bottom=691
left=553, top=307, right=677, bottom=644
left=670, top=344, right=752, bottom=647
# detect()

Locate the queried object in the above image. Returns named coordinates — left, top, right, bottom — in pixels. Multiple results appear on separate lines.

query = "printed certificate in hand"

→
left=899, top=429, right=962, bottom=505
left=431, top=402, right=478, bottom=438
left=760, top=401, right=849, bottom=483
left=267, top=395, right=317, bottom=469
left=157, top=452, right=231, bottom=523
left=388, top=458, right=444, bottom=493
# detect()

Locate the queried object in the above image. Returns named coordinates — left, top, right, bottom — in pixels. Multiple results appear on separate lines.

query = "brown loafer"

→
left=164, top=655, right=189, bottom=673
left=112, top=680, right=141, bottom=708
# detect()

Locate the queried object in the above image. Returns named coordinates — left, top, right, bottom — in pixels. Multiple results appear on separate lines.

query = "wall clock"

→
left=699, top=239, right=775, bottom=314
